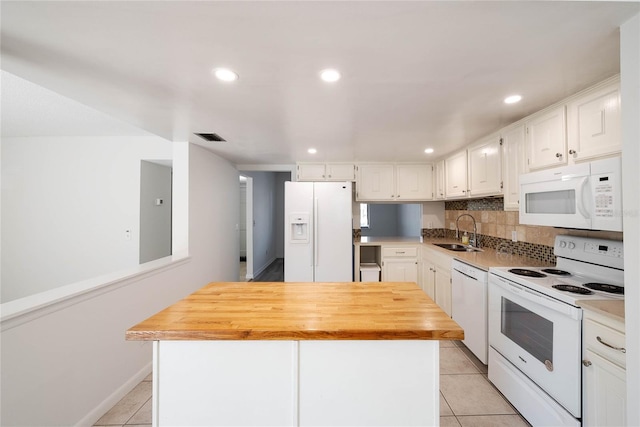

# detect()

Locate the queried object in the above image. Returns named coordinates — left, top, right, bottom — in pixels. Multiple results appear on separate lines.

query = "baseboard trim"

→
left=252, top=256, right=277, bottom=279
left=76, top=361, right=153, bottom=427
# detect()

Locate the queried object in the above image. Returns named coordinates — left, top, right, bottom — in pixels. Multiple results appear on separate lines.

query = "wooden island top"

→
left=126, top=281, right=464, bottom=341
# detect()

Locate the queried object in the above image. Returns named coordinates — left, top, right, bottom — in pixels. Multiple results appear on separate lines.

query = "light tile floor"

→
left=93, top=341, right=529, bottom=427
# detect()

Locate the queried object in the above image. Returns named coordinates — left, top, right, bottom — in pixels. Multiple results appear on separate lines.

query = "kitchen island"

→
left=126, top=281, right=463, bottom=426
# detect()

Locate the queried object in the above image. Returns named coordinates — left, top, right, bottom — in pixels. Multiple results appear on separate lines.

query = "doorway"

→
left=239, top=174, right=253, bottom=281
left=139, top=160, right=172, bottom=264
left=238, top=168, right=293, bottom=282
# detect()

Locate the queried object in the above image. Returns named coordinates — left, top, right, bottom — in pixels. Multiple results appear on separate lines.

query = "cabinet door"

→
left=434, top=160, right=445, bottom=200
left=567, top=81, right=621, bottom=162
left=297, top=164, right=326, bottom=181
left=444, top=151, right=468, bottom=199
left=434, top=268, right=451, bottom=317
left=420, top=260, right=436, bottom=299
left=326, top=163, right=355, bottom=181
left=468, top=135, right=502, bottom=196
left=396, top=164, right=433, bottom=201
left=382, top=259, right=418, bottom=283
left=526, top=106, right=567, bottom=170
left=583, top=349, right=626, bottom=427
left=357, top=164, right=395, bottom=201
left=501, top=125, right=526, bottom=211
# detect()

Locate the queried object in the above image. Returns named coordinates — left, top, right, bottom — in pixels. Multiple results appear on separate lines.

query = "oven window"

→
left=501, top=297, right=553, bottom=364
left=525, top=190, right=576, bottom=214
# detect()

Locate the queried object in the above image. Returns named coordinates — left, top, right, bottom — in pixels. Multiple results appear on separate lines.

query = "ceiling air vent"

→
left=194, top=132, right=226, bottom=142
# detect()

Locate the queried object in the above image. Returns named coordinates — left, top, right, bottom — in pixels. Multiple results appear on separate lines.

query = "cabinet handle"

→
left=556, top=152, right=563, bottom=158
left=328, top=174, right=332, bottom=178
left=582, top=359, right=592, bottom=367
left=569, top=149, right=576, bottom=155
left=596, top=336, right=626, bottom=353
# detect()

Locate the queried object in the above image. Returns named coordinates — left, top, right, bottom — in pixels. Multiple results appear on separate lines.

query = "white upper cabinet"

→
left=567, top=78, right=621, bottom=163
left=525, top=106, right=567, bottom=170
left=356, top=164, right=396, bottom=200
left=396, top=164, right=433, bottom=201
left=357, top=164, right=432, bottom=201
left=434, top=160, right=445, bottom=200
left=467, top=134, right=502, bottom=197
left=501, top=124, right=526, bottom=211
left=297, top=163, right=355, bottom=181
left=444, top=150, right=468, bottom=199
left=326, top=163, right=356, bottom=181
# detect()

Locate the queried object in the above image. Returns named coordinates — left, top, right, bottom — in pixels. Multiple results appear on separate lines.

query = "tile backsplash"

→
left=437, top=197, right=623, bottom=263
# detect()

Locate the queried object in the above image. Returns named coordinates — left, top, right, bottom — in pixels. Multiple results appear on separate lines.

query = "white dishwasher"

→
left=451, top=259, right=488, bottom=364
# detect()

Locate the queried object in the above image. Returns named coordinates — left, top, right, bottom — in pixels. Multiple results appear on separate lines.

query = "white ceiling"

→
left=1, top=1, right=639, bottom=165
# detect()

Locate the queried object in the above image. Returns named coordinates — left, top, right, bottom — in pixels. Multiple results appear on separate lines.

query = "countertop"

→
left=126, top=281, right=464, bottom=341
left=357, top=236, right=424, bottom=245
left=577, top=300, right=625, bottom=324
left=355, top=236, right=553, bottom=271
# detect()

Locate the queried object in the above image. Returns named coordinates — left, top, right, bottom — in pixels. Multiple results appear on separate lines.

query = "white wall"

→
left=397, top=204, right=422, bottom=237
left=139, top=161, right=172, bottom=264
left=1, top=135, right=172, bottom=302
left=0, top=143, right=240, bottom=426
left=621, top=13, right=640, bottom=427
left=361, top=204, right=399, bottom=237
left=421, top=201, right=445, bottom=230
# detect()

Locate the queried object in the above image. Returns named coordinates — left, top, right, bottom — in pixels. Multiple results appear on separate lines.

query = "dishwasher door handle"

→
left=454, top=269, right=479, bottom=281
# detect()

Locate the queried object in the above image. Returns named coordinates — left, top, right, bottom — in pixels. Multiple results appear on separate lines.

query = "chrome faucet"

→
left=456, top=214, right=478, bottom=248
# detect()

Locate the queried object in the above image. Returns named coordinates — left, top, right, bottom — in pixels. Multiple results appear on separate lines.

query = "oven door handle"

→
left=491, top=275, right=582, bottom=320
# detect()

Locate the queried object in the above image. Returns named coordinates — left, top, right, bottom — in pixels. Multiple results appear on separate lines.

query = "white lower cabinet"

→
left=153, top=340, right=440, bottom=426
left=420, top=246, right=453, bottom=316
left=382, top=246, right=418, bottom=282
left=582, top=311, right=626, bottom=427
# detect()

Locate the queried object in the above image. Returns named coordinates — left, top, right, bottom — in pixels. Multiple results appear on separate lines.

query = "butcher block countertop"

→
left=126, top=281, right=464, bottom=341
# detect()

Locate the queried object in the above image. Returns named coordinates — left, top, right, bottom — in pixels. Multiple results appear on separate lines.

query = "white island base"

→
left=152, top=340, right=439, bottom=426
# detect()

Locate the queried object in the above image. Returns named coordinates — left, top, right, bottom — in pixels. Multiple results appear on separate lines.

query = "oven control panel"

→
left=555, top=236, right=623, bottom=269
left=584, top=242, right=623, bottom=258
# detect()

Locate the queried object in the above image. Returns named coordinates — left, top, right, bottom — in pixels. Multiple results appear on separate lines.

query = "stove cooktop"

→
left=490, top=266, right=624, bottom=306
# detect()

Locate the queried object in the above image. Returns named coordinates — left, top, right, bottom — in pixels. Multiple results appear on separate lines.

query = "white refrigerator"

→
left=284, top=181, right=353, bottom=282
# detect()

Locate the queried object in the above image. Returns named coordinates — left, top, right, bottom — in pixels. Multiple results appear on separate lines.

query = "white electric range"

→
left=488, top=235, right=624, bottom=427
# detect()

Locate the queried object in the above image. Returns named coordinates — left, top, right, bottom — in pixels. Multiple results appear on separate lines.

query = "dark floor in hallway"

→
left=253, top=258, right=284, bottom=282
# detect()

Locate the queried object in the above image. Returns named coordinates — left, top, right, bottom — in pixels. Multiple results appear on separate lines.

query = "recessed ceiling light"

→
left=320, top=69, right=341, bottom=83
left=213, top=68, right=239, bottom=82
left=504, top=95, right=522, bottom=104
left=307, top=148, right=317, bottom=154
left=424, top=148, right=434, bottom=154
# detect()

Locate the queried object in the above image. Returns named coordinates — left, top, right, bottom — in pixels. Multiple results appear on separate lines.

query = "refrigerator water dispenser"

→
left=289, top=213, right=309, bottom=243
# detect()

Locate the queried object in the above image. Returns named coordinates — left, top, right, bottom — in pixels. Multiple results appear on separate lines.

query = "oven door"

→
left=488, top=274, right=583, bottom=418
left=519, top=164, right=591, bottom=229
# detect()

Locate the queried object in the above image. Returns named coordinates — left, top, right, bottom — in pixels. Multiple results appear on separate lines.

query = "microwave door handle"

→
left=576, top=177, right=590, bottom=220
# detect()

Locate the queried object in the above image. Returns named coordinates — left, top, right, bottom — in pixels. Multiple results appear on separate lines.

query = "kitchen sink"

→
left=433, top=243, right=483, bottom=252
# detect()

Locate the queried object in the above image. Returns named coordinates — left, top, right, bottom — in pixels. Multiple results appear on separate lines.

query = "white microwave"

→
left=519, top=157, right=622, bottom=231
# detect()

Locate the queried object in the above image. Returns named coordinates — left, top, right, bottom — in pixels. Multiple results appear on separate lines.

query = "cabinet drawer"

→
left=584, top=318, right=626, bottom=368
left=382, top=247, right=418, bottom=258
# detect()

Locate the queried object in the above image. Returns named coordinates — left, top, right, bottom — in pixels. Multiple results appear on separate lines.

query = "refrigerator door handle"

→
left=313, top=197, right=319, bottom=269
